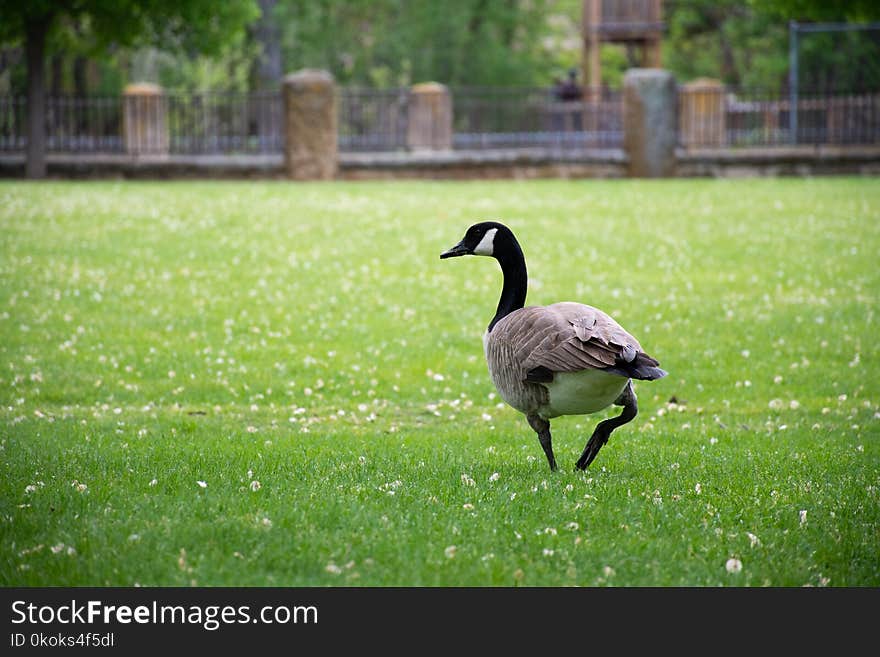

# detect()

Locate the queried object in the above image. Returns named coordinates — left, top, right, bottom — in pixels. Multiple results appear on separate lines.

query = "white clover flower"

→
left=725, top=558, right=743, bottom=574
left=249, top=480, right=261, bottom=492
left=444, top=545, right=457, bottom=559
left=799, top=509, right=807, bottom=525
left=489, top=472, right=500, bottom=482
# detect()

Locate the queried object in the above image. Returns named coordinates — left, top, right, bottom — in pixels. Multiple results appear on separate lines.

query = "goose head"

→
left=440, top=221, right=514, bottom=260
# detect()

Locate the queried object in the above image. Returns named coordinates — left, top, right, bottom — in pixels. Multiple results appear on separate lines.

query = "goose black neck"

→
left=488, top=240, right=527, bottom=332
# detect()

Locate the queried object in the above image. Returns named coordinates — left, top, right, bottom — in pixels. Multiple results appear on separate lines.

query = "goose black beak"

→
left=440, top=241, right=470, bottom=259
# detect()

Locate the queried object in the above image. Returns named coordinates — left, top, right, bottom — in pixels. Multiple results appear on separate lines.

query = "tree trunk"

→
left=73, top=57, right=88, bottom=96
left=74, top=56, right=89, bottom=134
left=25, top=17, right=50, bottom=179
left=253, top=0, right=282, bottom=88
left=249, top=0, right=281, bottom=149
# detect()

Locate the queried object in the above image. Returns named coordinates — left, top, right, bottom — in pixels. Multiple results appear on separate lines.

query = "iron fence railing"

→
left=166, top=92, right=283, bottom=154
left=338, top=87, right=409, bottom=152
left=2, top=85, right=878, bottom=157
left=0, top=95, right=125, bottom=153
left=0, top=92, right=284, bottom=155
left=678, top=86, right=880, bottom=149
left=0, top=95, right=26, bottom=152
left=452, top=86, right=624, bottom=150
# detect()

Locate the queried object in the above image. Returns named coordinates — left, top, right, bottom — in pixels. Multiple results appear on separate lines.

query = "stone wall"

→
left=406, top=83, right=453, bottom=151
left=4, top=146, right=878, bottom=180
left=623, top=69, right=677, bottom=177
left=282, top=69, right=338, bottom=180
left=5, top=67, right=878, bottom=180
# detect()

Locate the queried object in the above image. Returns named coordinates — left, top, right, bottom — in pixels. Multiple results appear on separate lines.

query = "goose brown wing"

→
left=491, top=302, right=644, bottom=378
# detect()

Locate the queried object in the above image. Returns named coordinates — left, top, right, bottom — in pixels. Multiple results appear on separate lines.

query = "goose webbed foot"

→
left=575, top=381, right=638, bottom=471
left=527, top=414, right=557, bottom=471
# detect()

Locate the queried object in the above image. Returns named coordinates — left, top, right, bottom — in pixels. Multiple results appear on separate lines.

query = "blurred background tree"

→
left=3, top=0, right=879, bottom=97
left=664, top=0, right=880, bottom=90
left=0, top=0, right=259, bottom=177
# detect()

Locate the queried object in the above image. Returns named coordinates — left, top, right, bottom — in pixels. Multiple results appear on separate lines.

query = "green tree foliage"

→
left=0, top=0, right=259, bottom=55
left=0, top=0, right=258, bottom=177
left=273, top=0, right=571, bottom=88
left=3, top=0, right=879, bottom=95
left=664, top=0, right=880, bottom=90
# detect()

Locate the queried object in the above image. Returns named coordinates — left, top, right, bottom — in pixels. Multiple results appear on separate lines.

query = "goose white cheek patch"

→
left=473, top=228, right=498, bottom=256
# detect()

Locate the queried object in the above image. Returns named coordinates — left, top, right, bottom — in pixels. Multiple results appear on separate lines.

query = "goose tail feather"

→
left=606, top=352, right=668, bottom=381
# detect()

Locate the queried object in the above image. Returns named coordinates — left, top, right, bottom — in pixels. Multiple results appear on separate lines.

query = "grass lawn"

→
left=1, top=177, right=878, bottom=587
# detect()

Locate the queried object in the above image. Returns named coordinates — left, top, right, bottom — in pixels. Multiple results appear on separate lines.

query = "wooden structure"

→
left=582, top=0, right=664, bottom=96
left=679, top=78, right=726, bottom=148
left=123, top=83, right=168, bottom=156
left=407, top=83, right=452, bottom=151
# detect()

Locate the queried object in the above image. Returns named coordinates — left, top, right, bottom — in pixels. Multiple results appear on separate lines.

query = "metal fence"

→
left=452, top=86, right=623, bottom=150
left=0, top=92, right=283, bottom=155
left=678, top=86, right=880, bottom=149
left=0, top=95, right=124, bottom=153
left=166, top=92, right=282, bottom=154
left=2, top=85, right=879, bottom=157
left=338, top=87, right=409, bottom=152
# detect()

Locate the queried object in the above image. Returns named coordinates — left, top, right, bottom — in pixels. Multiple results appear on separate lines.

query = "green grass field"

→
left=1, top=177, right=878, bottom=587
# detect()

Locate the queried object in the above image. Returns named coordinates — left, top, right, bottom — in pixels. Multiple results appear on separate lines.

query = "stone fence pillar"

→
left=407, top=82, right=452, bottom=151
left=679, top=78, right=726, bottom=148
left=123, top=83, right=168, bottom=156
left=283, top=69, right=338, bottom=180
left=623, top=69, right=677, bottom=177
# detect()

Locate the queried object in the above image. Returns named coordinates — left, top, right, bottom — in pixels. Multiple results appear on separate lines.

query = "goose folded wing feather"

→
left=503, top=303, right=644, bottom=376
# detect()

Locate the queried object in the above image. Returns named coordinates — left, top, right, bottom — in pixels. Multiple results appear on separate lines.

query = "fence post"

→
left=123, top=83, right=168, bottom=156
left=407, top=82, right=452, bottom=151
left=679, top=78, right=725, bottom=148
left=623, top=68, right=677, bottom=177
left=282, top=69, right=338, bottom=180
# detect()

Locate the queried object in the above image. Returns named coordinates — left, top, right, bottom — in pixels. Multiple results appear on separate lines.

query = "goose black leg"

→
left=527, top=414, right=557, bottom=471
left=575, top=381, right=638, bottom=471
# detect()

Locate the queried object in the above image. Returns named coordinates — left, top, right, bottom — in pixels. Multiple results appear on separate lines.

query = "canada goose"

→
left=441, top=221, right=667, bottom=471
